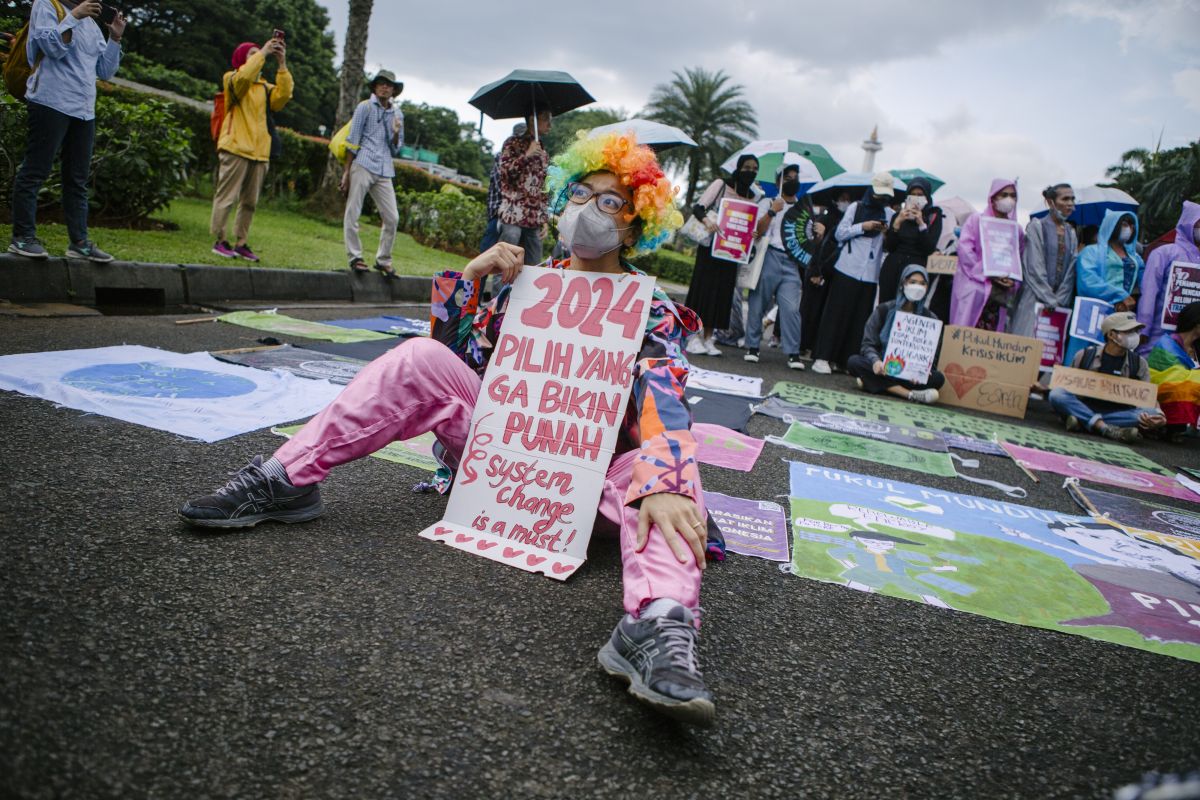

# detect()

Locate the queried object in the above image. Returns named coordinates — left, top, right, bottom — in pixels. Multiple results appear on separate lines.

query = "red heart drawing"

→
left=526, top=554, right=547, bottom=567
left=477, top=540, right=497, bottom=551
left=455, top=533, right=473, bottom=544
left=943, top=363, right=987, bottom=398
left=503, top=547, right=524, bottom=559
left=551, top=562, right=576, bottom=575
left=432, top=526, right=452, bottom=537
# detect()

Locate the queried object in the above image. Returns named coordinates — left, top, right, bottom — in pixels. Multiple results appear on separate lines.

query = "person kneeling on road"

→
left=847, top=264, right=943, bottom=404
left=1049, top=311, right=1165, bottom=443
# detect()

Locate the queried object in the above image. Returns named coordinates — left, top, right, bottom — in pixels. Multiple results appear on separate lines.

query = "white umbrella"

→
left=939, top=196, right=978, bottom=226
left=806, top=171, right=907, bottom=207
left=587, top=119, right=697, bottom=151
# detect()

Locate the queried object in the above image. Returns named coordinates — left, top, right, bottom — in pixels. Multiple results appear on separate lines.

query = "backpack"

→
left=2, top=0, right=66, bottom=100
left=1079, top=345, right=1139, bottom=377
left=328, top=120, right=356, bottom=163
left=210, top=76, right=282, bottom=160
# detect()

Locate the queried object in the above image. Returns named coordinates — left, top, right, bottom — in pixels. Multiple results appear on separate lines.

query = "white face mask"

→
left=1118, top=225, right=1134, bottom=243
left=994, top=197, right=1016, bottom=215
left=903, top=283, right=927, bottom=302
left=836, top=200, right=850, bottom=213
left=557, top=201, right=630, bottom=260
left=1118, top=332, right=1140, bottom=350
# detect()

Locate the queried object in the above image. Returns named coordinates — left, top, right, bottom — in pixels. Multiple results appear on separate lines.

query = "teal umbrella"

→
left=889, top=168, right=945, bottom=194
left=720, top=139, right=845, bottom=194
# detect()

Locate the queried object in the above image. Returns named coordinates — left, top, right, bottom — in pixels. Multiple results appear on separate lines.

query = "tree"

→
left=317, top=0, right=371, bottom=196
left=539, top=107, right=625, bottom=156
left=1106, top=141, right=1200, bottom=240
left=643, top=67, right=757, bottom=205
left=398, top=102, right=493, bottom=181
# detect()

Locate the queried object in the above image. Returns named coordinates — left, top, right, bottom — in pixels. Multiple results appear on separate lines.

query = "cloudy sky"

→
left=318, top=0, right=1198, bottom=219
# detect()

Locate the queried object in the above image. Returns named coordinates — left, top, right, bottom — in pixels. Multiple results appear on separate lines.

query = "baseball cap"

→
left=1100, top=311, right=1144, bottom=334
left=871, top=171, right=894, bottom=197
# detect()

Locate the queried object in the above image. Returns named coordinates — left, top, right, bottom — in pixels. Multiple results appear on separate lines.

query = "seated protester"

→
left=1147, top=301, right=1200, bottom=442
left=847, top=265, right=944, bottom=404
left=1048, top=311, right=1166, bottom=443
left=1137, top=201, right=1199, bottom=355
left=178, top=133, right=719, bottom=727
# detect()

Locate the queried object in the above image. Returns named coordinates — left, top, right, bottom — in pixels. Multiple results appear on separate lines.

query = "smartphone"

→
left=904, top=195, right=921, bottom=210
left=273, top=28, right=285, bottom=41
left=99, top=4, right=118, bottom=25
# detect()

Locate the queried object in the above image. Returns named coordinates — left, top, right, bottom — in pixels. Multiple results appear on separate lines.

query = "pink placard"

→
left=979, top=216, right=1023, bottom=281
left=1034, top=304, right=1071, bottom=369
left=1161, top=261, right=1200, bottom=331
left=692, top=422, right=764, bottom=472
left=710, top=197, right=760, bottom=264
left=1002, top=442, right=1193, bottom=502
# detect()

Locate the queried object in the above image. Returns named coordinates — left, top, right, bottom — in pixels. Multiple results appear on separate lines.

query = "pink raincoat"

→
left=950, top=178, right=1026, bottom=329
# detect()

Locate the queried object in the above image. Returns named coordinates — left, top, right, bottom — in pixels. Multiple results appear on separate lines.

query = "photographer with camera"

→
left=209, top=33, right=293, bottom=262
left=9, top=0, right=126, bottom=262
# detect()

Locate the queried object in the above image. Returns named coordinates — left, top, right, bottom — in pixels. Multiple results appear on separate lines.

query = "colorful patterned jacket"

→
left=430, top=260, right=702, bottom=508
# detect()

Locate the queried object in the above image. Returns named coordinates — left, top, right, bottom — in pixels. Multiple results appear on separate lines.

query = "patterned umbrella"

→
left=719, top=140, right=845, bottom=196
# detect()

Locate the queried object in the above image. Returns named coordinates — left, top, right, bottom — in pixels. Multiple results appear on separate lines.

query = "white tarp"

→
left=0, top=345, right=343, bottom=442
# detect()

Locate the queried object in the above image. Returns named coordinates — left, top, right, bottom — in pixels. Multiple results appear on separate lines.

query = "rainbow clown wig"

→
left=546, top=131, right=684, bottom=254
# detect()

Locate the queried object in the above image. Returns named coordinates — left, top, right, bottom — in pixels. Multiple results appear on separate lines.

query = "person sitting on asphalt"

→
left=496, top=108, right=552, bottom=265
left=341, top=69, right=404, bottom=278
left=209, top=36, right=293, bottom=263
left=9, top=0, right=127, bottom=263
left=177, top=132, right=720, bottom=727
left=1048, top=311, right=1166, bottom=443
left=846, top=264, right=944, bottom=404
left=742, top=163, right=806, bottom=370
left=1146, top=300, right=1200, bottom=443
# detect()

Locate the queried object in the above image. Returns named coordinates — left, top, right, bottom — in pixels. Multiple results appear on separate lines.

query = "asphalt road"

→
left=1, top=307, right=1198, bottom=799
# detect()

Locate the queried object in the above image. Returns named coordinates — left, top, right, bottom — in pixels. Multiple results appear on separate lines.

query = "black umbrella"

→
left=469, top=69, right=594, bottom=139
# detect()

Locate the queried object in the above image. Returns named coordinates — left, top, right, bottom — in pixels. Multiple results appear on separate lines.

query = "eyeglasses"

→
left=566, top=182, right=630, bottom=216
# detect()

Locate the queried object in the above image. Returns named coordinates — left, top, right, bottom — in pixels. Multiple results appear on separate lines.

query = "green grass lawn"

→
left=32, top=196, right=469, bottom=276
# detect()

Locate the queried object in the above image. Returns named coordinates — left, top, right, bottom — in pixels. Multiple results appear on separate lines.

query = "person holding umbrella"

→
left=496, top=108, right=553, bottom=265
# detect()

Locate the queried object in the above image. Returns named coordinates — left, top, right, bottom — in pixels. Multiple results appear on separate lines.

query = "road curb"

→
left=0, top=254, right=430, bottom=307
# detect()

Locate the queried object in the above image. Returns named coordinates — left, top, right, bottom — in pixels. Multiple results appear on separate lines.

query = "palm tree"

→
left=1107, top=140, right=1200, bottom=239
left=643, top=67, right=758, bottom=205
left=318, top=0, right=373, bottom=195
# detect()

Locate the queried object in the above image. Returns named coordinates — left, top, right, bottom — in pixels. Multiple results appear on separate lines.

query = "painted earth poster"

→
left=218, top=311, right=394, bottom=343
left=1068, top=482, right=1200, bottom=560
left=213, top=344, right=365, bottom=384
left=0, top=345, right=343, bottom=442
left=704, top=491, right=790, bottom=562
left=418, top=267, right=655, bottom=580
left=273, top=425, right=438, bottom=472
left=787, top=461, right=1200, bottom=662
left=771, top=422, right=958, bottom=478
left=769, top=381, right=1169, bottom=475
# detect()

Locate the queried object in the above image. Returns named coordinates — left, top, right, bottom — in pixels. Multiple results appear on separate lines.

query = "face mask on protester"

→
left=1118, top=332, right=1140, bottom=350
left=994, top=196, right=1016, bottom=215
left=836, top=200, right=850, bottom=213
left=781, top=178, right=801, bottom=197
left=735, top=171, right=756, bottom=192
left=1051, top=206, right=1070, bottom=222
left=903, top=283, right=927, bottom=302
left=557, top=201, right=631, bottom=260
left=1118, top=225, right=1134, bottom=243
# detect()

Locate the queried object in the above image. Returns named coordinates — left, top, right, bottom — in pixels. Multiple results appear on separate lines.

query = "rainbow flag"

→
left=1147, top=334, right=1200, bottom=426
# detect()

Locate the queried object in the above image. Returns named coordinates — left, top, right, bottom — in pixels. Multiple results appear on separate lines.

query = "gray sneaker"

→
left=178, top=456, right=324, bottom=529
left=598, top=603, right=714, bottom=726
left=8, top=237, right=49, bottom=259
left=66, top=240, right=115, bottom=262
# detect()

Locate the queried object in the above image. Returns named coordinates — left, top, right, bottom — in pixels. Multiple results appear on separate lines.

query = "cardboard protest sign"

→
left=979, top=217, right=1022, bottom=281
left=1069, top=297, right=1114, bottom=346
left=936, top=326, right=1042, bottom=418
left=418, top=267, right=655, bottom=580
left=1161, top=261, right=1200, bottom=331
left=1049, top=366, right=1158, bottom=408
left=883, top=311, right=942, bottom=384
left=710, top=197, right=760, bottom=263
left=704, top=491, right=790, bottom=561
left=1034, top=304, right=1071, bottom=369
left=926, top=254, right=958, bottom=275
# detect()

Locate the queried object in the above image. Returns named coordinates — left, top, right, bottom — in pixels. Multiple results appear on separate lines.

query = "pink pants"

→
left=274, top=337, right=703, bottom=616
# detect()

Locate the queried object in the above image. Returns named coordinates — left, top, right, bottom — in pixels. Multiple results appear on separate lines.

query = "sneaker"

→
left=1064, top=416, right=1082, bottom=433
left=685, top=335, right=709, bottom=356
left=65, top=240, right=114, bottom=262
left=811, top=359, right=832, bottom=374
left=787, top=354, right=806, bottom=370
left=211, top=240, right=238, bottom=258
left=744, top=348, right=760, bottom=363
left=703, top=337, right=723, bottom=357
left=855, top=377, right=864, bottom=389
left=178, top=456, right=324, bottom=529
left=8, top=237, right=49, bottom=259
left=597, top=602, right=714, bottom=726
left=1099, top=425, right=1140, bottom=444
left=908, top=388, right=939, bottom=404
left=233, top=244, right=260, bottom=262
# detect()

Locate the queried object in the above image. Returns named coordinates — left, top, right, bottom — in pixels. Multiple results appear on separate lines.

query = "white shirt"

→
left=757, top=196, right=798, bottom=250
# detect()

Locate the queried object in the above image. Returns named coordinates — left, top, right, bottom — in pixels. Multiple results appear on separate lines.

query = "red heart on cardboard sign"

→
left=433, top=526, right=452, bottom=537
left=944, top=363, right=987, bottom=398
left=526, top=554, right=547, bottom=567
left=551, top=562, right=576, bottom=575
left=477, top=540, right=497, bottom=551
left=503, top=547, right=524, bottom=559
left=455, top=533, right=473, bottom=544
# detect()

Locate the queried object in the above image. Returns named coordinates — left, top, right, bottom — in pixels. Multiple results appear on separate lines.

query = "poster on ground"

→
left=0, top=345, right=343, bottom=442
left=1161, top=261, right=1200, bottom=331
left=882, top=312, right=942, bottom=384
left=754, top=399, right=949, bottom=453
left=767, top=382, right=1169, bottom=475
left=1001, top=443, right=1192, bottom=502
left=1069, top=297, right=1114, bottom=346
left=787, top=460, right=1200, bottom=662
left=1068, top=481, right=1200, bottom=560
left=704, top=491, right=790, bottom=561
left=692, top=423, right=764, bottom=472
left=1034, top=304, right=1071, bottom=369
left=772, top=422, right=958, bottom=478
left=710, top=197, right=760, bottom=263
left=212, top=344, right=365, bottom=385
left=274, top=425, right=438, bottom=472
left=979, top=217, right=1023, bottom=281
left=418, top=266, right=655, bottom=580
left=936, top=326, right=1042, bottom=418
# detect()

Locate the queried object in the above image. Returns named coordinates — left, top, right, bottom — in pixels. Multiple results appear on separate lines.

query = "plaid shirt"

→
left=346, top=95, right=403, bottom=178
